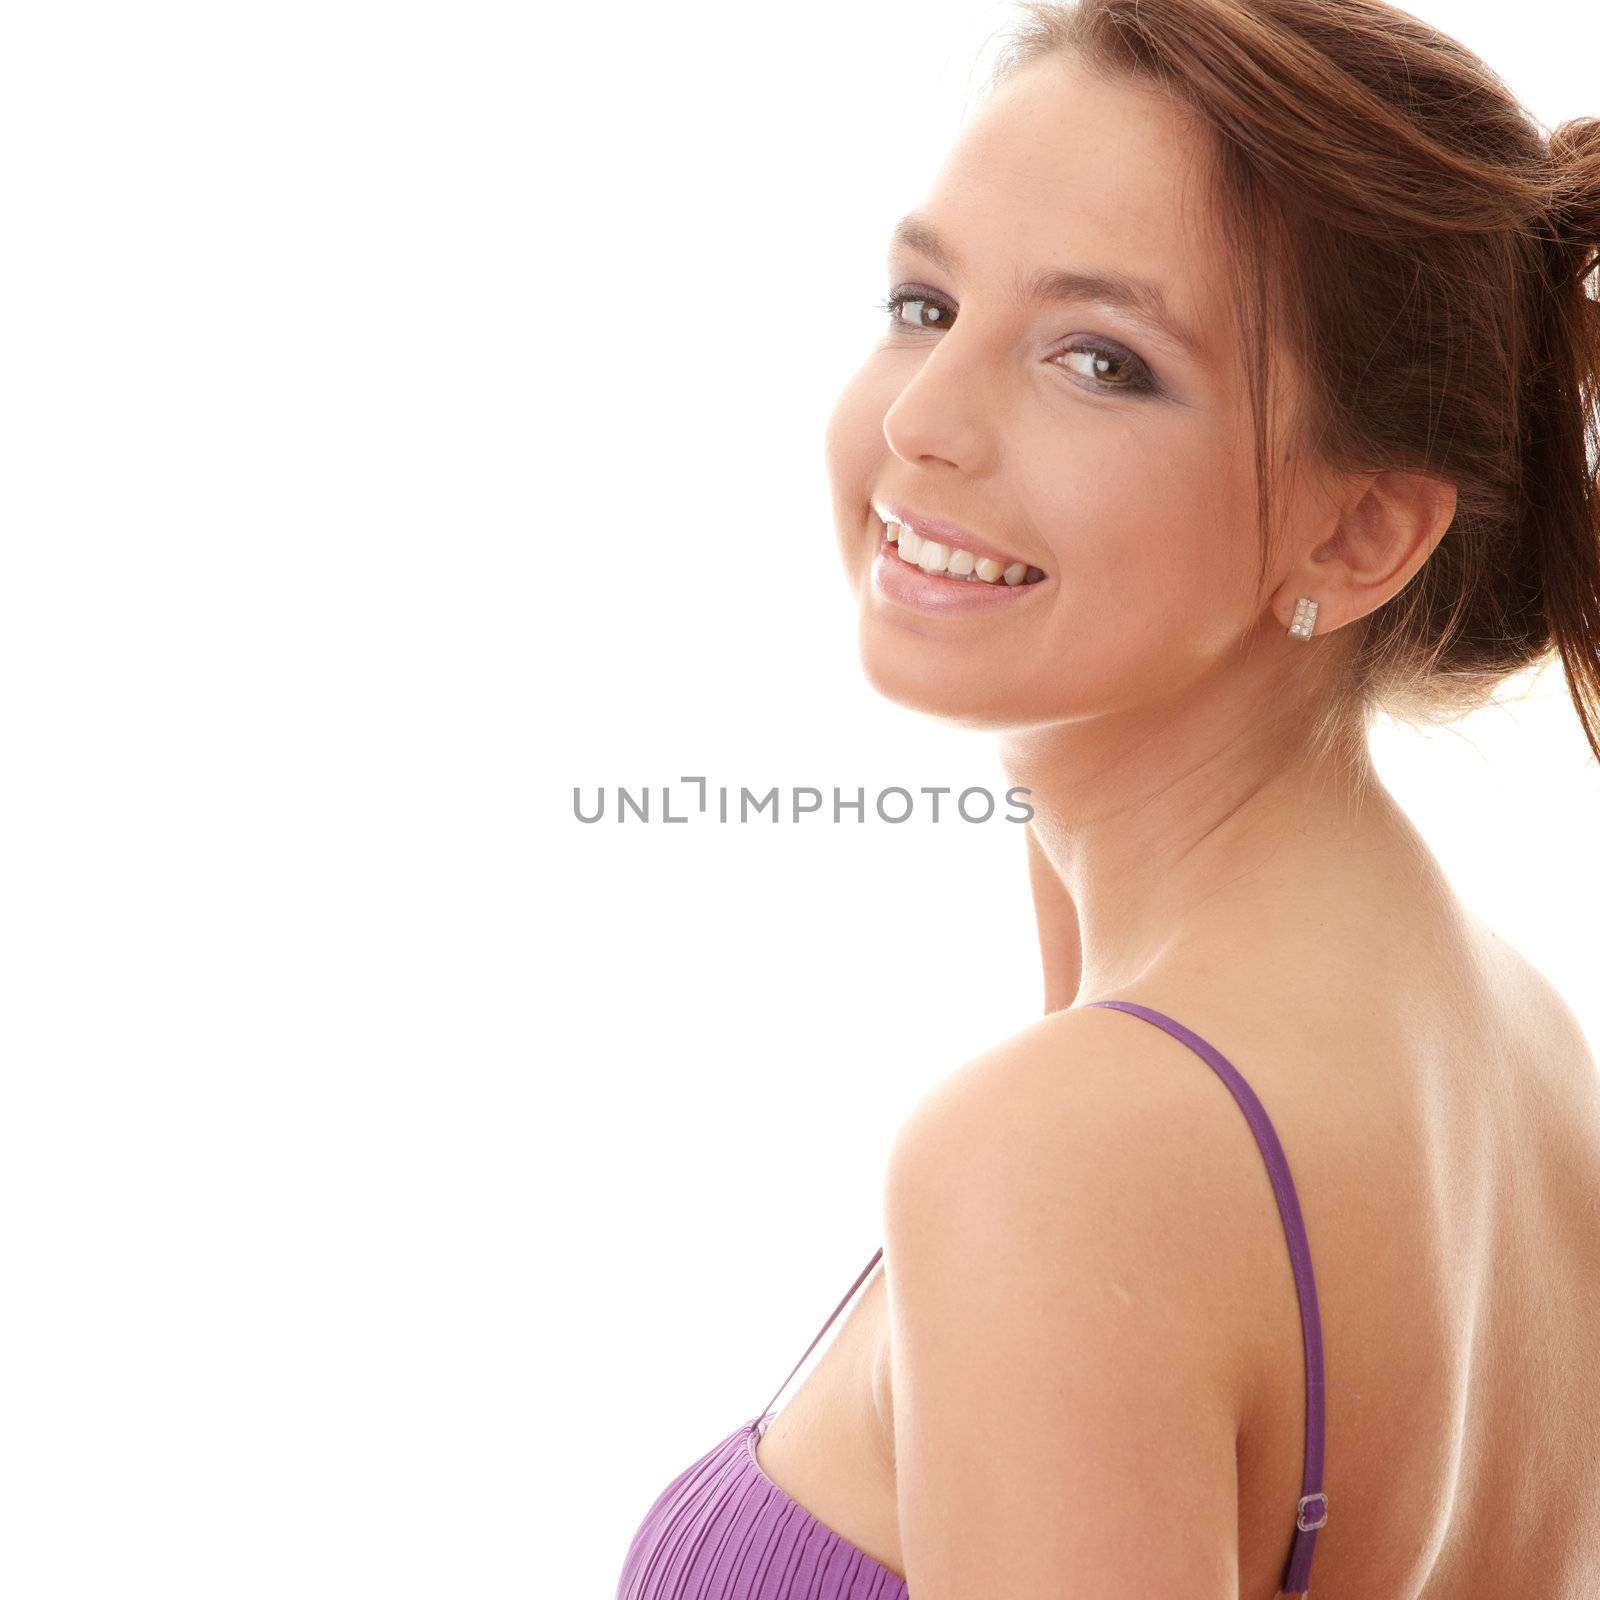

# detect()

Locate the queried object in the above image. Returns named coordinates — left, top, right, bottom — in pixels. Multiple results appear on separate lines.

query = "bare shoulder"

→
left=886, top=1001, right=1234, bottom=1156
left=883, top=1002, right=1274, bottom=1415
left=1483, top=920, right=1597, bottom=1072
left=877, top=951, right=1600, bottom=1596
left=877, top=1003, right=1265, bottom=1593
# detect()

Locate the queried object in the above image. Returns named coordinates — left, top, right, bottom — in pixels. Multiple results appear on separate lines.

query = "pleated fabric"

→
left=614, top=1411, right=908, bottom=1600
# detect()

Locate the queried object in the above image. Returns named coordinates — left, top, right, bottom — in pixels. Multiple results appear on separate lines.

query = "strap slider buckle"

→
left=1296, top=1492, right=1329, bottom=1531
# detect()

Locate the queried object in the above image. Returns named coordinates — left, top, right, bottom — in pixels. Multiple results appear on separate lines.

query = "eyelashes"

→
left=871, top=288, right=1161, bottom=397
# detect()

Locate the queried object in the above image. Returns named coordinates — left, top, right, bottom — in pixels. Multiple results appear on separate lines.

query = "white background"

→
left=2, top=2, right=1596, bottom=1595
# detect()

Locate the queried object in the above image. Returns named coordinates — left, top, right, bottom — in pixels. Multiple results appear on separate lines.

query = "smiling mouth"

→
left=877, top=515, right=1048, bottom=586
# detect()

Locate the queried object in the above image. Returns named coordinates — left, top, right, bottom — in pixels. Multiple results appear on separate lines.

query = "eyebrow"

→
left=888, top=211, right=1205, bottom=363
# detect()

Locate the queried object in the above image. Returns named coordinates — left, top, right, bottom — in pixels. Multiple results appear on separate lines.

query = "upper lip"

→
left=870, top=499, right=1043, bottom=573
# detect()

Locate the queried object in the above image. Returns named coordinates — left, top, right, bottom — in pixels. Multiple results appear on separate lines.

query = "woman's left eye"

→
left=872, top=288, right=1160, bottom=396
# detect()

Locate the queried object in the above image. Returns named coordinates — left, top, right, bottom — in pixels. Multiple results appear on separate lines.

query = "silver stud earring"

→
left=1288, top=597, right=1318, bottom=640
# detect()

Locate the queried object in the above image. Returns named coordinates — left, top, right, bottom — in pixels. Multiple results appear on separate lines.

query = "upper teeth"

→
left=880, top=517, right=1045, bottom=586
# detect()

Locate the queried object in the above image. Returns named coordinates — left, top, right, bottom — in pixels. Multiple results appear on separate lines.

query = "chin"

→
left=854, top=620, right=1036, bottom=732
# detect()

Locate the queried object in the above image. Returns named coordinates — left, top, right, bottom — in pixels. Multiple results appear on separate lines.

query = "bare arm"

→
left=882, top=1012, right=1246, bottom=1598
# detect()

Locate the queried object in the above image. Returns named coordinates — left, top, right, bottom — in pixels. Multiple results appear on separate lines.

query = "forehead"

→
left=902, top=55, right=1235, bottom=358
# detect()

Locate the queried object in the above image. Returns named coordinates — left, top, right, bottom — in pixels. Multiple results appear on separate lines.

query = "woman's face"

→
left=824, top=53, right=1330, bottom=731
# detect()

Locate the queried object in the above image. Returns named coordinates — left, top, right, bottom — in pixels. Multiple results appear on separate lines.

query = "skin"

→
left=823, top=49, right=1459, bottom=1008
left=763, top=44, right=1600, bottom=1598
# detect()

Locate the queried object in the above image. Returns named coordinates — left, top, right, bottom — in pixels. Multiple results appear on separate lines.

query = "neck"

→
left=1001, top=704, right=1385, bottom=1008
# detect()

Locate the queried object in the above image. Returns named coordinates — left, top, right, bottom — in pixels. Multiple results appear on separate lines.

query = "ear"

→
left=1275, top=468, right=1457, bottom=635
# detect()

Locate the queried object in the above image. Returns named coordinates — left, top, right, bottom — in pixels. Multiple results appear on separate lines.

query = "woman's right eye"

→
left=873, top=289, right=953, bottom=329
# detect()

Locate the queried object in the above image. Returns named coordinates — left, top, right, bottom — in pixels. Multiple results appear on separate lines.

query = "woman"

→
left=616, top=1, right=1600, bottom=1595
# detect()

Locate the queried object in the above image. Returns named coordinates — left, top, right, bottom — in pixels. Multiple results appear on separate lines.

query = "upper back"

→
left=1141, top=923, right=1600, bottom=1600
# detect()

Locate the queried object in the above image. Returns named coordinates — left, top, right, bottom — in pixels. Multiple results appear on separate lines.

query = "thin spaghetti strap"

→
left=754, top=1245, right=883, bottom=1423
left=1085, top=998, right=1330, bottom=1599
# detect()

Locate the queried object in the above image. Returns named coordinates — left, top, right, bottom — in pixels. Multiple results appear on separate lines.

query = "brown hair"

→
left=985, top=0, right=1600, bottom=768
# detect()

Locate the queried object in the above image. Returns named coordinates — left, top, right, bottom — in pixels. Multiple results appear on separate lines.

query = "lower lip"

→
left=870, top=538, right=1050, bottom=617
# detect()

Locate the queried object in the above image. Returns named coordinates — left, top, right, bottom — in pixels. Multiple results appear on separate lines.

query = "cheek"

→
left=1024, top=427, right=1258, bottom=669
left=823, top=365, right=891, bottom=547
left=1027, top=425, right=1229, bottom=584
